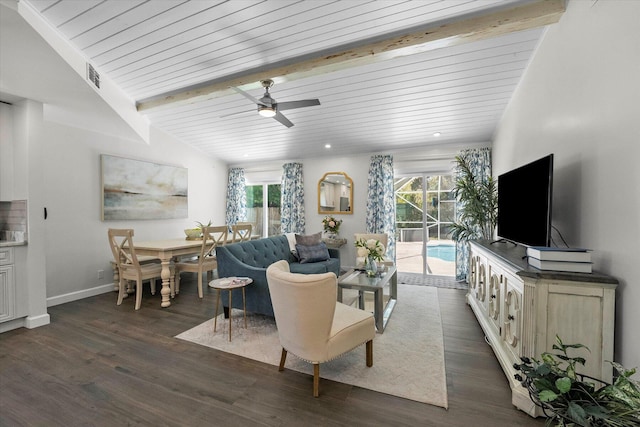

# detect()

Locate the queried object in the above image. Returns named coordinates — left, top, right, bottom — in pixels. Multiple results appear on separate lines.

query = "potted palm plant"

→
left=450, top=154, right=498, bottom=241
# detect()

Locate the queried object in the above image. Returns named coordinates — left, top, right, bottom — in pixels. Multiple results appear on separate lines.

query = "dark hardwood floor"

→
left=0, top=275, right=545, bottom=426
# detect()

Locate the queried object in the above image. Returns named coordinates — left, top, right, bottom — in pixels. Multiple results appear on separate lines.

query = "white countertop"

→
left=0, top=240, right=27, bottom=247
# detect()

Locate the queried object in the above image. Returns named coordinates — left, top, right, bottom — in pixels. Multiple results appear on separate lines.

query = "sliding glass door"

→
left=245, top=183, right=281, bottom=238
left=395, top=175, right=455, bottom=277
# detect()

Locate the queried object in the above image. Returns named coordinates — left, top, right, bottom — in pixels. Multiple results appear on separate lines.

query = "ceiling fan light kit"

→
left=258, top=105, right=276, bottom=117
left=232, top=79, right=320, bottom=127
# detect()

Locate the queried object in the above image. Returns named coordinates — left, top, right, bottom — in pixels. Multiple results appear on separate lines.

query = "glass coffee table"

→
left=337, top=265, right=397, bottom=333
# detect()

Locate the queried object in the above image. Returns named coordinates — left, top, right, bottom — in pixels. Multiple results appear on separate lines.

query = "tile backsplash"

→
left=0, top=200, right=28, bottom=242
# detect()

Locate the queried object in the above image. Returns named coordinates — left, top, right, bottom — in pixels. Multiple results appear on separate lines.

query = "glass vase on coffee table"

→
left=365, top=255, right=377, bottom=277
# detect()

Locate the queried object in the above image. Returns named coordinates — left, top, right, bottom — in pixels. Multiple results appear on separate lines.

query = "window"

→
left=246, top=184, right=281, bottom=237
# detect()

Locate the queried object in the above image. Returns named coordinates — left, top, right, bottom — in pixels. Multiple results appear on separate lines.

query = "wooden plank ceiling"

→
left=23, top=0, right=563, bottom=165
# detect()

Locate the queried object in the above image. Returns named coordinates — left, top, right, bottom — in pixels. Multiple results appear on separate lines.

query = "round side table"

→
left=208, top=277, right=253, bottom=341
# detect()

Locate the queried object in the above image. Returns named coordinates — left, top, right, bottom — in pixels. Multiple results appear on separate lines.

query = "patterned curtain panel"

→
left=366, top=155, right=396, bottom=261
left=455, top=147, right=492, bottom=281
left=225, top=168, right=246, bottom=227
left=280, top=162, right=305, bottom=234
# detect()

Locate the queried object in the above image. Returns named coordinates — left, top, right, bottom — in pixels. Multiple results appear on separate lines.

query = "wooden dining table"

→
left=132, top=238, right=204, bottom=308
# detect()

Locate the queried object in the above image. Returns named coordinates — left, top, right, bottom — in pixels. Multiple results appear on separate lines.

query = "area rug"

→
left=175, top=285, right=448, bottom=408
left=398, top=272, right=468, bottom=290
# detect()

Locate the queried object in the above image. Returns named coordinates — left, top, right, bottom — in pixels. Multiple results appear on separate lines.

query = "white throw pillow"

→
left=284, top=232, right=297, bottom=252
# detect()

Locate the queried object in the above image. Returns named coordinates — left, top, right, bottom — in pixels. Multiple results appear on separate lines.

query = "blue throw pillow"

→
left=295, top=242, right=330, bottom=264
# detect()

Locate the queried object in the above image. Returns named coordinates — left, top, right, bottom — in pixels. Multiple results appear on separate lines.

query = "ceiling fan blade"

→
left=273, top=112, right=294, bottom=128
left=232, top=86, right=265, bottom=106
left=219, top=109, right=254, bottom=118
left=277, top=99, right=320, bottom=111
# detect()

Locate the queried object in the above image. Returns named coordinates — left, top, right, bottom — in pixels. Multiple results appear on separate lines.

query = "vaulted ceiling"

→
left=9, top=0, right=564, bottom=165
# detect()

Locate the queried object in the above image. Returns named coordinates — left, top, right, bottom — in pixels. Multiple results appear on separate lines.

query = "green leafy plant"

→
left=450, top=154, right=497, bottom=241
left=194, top=220, right=212, bottom=231
left=513, top=335, right=640, bottom=426
left=185, top=220, right=212, bottom=239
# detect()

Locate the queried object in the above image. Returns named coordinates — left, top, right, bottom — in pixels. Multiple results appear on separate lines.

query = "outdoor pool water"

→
left=427, top=244, right=455, bottom=262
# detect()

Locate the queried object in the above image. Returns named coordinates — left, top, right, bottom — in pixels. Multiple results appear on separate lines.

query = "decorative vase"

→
left=323, top=230, right=338, bottom=239
left=365, top=255, right=377, bottom=277
left=184, top=228, right=202, bottom=239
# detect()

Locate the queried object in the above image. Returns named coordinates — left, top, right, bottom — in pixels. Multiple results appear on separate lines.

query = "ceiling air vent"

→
left=87, top=63, right=100, bottom=89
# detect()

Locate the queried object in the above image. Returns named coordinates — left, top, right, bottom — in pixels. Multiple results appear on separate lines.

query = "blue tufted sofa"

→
left=216, top=235, right=340, bottom=317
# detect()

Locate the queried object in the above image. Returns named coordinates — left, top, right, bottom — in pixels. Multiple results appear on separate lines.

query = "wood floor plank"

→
left=0, top=274, right=545, bottom=426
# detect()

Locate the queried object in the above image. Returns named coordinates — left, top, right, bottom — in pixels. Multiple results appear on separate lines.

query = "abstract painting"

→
left=101, top=155, right=188, bottom=220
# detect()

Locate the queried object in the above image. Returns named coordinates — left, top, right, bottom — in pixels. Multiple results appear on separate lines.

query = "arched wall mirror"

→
left=318, top=172, right=353, bottom=214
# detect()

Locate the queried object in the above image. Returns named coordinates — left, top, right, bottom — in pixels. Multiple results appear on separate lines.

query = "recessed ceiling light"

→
left=433, top=132, right=441, bottom=137
left=325, top=144, right=331, bottom=149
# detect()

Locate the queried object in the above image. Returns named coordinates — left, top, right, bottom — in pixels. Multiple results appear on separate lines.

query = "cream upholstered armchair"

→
left=354, top=233, right=393, bottom=268
left=266, top=260, right=375, bottom=397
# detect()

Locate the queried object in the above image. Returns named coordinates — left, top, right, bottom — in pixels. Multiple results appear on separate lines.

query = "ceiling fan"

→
left=231, top=79, right=320, bottom=128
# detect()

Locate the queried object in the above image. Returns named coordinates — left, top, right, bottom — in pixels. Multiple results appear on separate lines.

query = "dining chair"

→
left=107, top=228, right=168, bottom=310
left=174, top=225, right=228, bottom=298
left=266, top=260, right=375, bottom=397
left=232, top=223, right=252, bottom=242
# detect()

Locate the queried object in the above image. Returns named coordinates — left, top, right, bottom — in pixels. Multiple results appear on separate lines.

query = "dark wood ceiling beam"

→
left=136, top=0, right=564, bottom=112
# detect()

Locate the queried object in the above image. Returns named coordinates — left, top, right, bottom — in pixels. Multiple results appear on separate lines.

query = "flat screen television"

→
left=497, top=154, right=554, bottom=247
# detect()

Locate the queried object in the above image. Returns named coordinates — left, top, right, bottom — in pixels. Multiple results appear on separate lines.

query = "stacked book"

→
left=526, top=246, right=593, bottom=273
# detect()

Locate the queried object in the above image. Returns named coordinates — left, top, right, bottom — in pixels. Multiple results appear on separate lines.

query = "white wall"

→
left=303, top=155, right=372, bottom=263
left=29, top=107, right=228, bottom=305
left=14, top=99, right=48, bottom=329
left=247, top=149, right=473, bottom=265
left=0, top=1, right=228, bottom=310
left=244, top=154, right=381, bottom=263
left=493, top=0, right=640, bottom=368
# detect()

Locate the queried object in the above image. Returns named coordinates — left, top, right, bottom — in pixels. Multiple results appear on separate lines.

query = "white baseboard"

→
left=0, top=317, right=27, bottom=333
left=2, top=285, right=113, bottom=333
left=47, top=283, right=115, bottom=307
left=25, top=313, right=50, bottom=328
left=0, top=313, right=51, bottom=332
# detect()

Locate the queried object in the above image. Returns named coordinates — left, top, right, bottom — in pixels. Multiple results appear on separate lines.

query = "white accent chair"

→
left=174, top=225, right=228, bottom=298
left=108, top=228, right=169, bottom=311
left=266, top=260, right=375, bottom=397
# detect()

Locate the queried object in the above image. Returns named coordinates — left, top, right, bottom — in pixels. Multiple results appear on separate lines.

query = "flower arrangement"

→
left=322, top=216, right=343, bottom=234
left=355, top=238, right=385, bottom=261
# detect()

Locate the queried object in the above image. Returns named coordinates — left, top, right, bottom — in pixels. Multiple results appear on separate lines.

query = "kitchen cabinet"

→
left=0, top=248, right=15, bottom=322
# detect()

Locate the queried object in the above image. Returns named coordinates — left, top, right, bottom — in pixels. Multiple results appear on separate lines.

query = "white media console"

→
left=467, top=240, right=618, bottom=417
